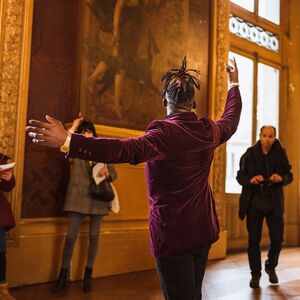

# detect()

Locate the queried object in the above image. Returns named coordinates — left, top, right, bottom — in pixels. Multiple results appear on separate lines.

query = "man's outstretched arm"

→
left=26, top=116, right=166, bottom=164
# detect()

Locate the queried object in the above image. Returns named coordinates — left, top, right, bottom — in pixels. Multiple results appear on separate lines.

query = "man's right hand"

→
left=250, top=175, right=264, bottom=185
left=26, top=115, right=68, bottom=148
left=225, top=57, right=239, bottom=84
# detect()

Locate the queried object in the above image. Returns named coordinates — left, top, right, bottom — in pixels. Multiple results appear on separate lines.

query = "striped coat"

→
left=64, top=159, right=117, bottom=215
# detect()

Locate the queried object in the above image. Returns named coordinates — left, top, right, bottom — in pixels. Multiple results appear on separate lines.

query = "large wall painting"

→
left=80, top=0, right=210, bottom=130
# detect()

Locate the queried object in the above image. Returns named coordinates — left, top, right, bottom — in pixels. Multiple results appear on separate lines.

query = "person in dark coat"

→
left=236, top=126, right=293, bottom=289
left=26, top=57, right=241, bottom=300
left=0, top=153, right=16, bottom=300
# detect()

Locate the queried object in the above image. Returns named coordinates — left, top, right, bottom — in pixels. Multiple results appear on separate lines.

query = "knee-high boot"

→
left=52, top=268, right=68, bottom=293
left=83, top=267, right=93, bottom=293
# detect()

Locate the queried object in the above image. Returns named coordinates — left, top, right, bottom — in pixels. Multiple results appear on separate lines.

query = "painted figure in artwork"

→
left=85, top=0, right=163, bottom=119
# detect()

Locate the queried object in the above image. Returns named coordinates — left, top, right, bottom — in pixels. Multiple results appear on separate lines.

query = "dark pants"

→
left=0, top=228, right=6, bottom=282
left=155, top=247, right=210, bottom=300
left=0, top=252, right=5, bottom=282
left=246, top=209, right=283, bottom=276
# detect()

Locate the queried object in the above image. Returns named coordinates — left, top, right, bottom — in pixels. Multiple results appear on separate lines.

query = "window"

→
left=231, top=0, right=254, bottom=12
left=225, top=52, right=254, bottom=193
left=229, top=15, right=280, bottom=52
left=226, top=0, right=284, bottom=194
left=231, top=0, right=281, bottom=25
left=258, top=0, right=280, bottom=25
left=256, top=63, right=279, bottom=139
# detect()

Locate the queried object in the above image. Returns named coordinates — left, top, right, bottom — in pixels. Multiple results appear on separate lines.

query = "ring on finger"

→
left=28, top=132, right=37, bottom=138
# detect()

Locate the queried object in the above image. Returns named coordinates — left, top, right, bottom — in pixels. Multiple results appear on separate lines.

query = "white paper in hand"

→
left=92, top=163, right=106, bottom=185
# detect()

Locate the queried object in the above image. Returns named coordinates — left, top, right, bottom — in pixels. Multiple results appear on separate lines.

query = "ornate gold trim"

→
left=209, top=0, right=230, bottom=230
left=95, top=124, right=144, bottom=139
left=0, top=0, right=34, bottom=245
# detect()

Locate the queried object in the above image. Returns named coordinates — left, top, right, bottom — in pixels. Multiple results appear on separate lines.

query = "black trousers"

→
left=155, top=247, right=210, bottom=300
left=0, top=252, right=6, bottom=282
left=246, top=209, right=283, bottom=276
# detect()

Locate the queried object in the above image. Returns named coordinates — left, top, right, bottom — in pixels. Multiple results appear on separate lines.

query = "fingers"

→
left=233, top=57, right=237, bottom=68
left=32, top=138, right=46, bottom=144
left=28, top=119, right=51, bottom=129
left=225, top=64, right=233, bottom=73
left=26, top=127, right=47, bottom=135
left=227, top=57, right=237, bottom=72
left=28, top=132, right=45, bottom=139
left=27, top=129, right=46, bottom=144
left=26, top=120, right=47, bottom=144
left=46, top=115, right=62, bottom=125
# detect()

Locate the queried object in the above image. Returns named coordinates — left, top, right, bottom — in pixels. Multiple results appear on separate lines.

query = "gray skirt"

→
left=0, top=228, right=6, bottom=252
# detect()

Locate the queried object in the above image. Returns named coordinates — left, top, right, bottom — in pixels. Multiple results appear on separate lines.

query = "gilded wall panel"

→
left=0, top=0, right=24, bottom=157
left=209, top=0, right=230, bottom=230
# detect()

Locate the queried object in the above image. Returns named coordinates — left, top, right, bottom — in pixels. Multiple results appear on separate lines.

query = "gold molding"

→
left=0, top=0, right=34, bottom=245
left=95, top=124, right=144, bottom=139
left=209, top=0, right=230, bottom=230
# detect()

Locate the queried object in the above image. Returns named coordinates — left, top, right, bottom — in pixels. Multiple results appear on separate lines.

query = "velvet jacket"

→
left=236, top=140, right=293, bottom=220
left=69, top=87, right=242, bottom=258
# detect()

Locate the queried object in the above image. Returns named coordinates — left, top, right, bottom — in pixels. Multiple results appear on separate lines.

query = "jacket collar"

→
left=164, top=111, right=198, bottom=122
left=255, top=139, right=281, bottom=153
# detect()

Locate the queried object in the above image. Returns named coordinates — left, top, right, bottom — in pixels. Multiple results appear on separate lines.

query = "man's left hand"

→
left=269, top=173, right=283, bottom=183
left=26, top=115, right=68, bottom=148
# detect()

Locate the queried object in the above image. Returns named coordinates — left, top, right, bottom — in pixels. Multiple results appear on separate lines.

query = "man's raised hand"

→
left=225, top=57, right=239, bottom=84
left=26, top=115, right=68, bottom=148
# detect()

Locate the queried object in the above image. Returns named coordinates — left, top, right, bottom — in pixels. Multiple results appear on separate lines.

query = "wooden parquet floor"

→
left=11, top=247, right=300, bottom=299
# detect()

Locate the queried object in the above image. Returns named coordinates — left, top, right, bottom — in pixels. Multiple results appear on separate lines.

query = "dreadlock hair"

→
left=76, top=119, right=97, bottom=137
left=161, top=56, right=200, bottom=107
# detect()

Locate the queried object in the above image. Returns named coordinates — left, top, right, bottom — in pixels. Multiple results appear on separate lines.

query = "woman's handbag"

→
left=89, top=177, right=115, bottom=202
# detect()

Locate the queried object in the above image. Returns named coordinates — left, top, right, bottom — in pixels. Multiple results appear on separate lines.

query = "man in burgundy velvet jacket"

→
left=26, top=57, right=241, bottom=300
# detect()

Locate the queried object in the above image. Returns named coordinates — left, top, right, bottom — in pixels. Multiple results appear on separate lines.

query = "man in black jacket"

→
left=236, top=126, right=293, bottom=289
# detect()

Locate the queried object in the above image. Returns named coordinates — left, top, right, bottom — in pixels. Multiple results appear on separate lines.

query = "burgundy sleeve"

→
left=0, top=174, right=16, bottom=192
left=68, top=122, right=167, bottom=165
left=215, top=86, right=242, bottom=145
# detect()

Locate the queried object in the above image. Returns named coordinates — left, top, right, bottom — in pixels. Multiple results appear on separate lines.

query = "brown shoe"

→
left=0, top=282, right=15, bottom=300
left=249, top=275, right=260, bottom=288
left=265, top=268, right=279, bottom=284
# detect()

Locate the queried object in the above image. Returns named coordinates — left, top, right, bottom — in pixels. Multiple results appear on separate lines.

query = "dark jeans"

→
left=246, top=209, right=283, bottom=276
left=155, top=247, right=210, bottom=300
